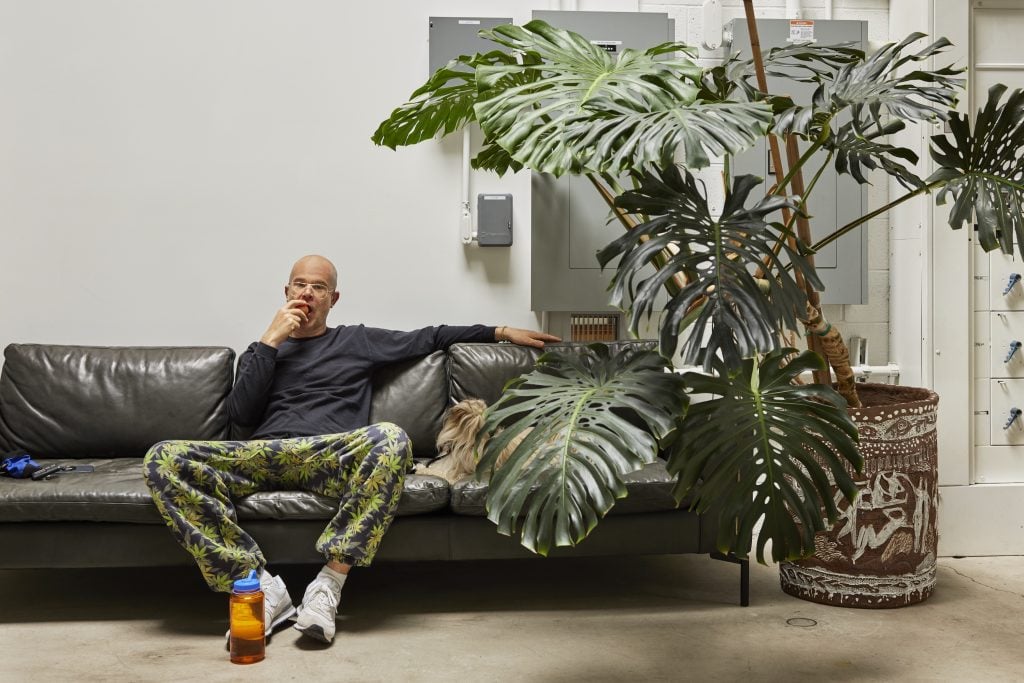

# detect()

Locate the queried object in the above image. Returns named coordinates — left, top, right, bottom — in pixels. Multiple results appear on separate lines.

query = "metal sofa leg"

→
left=710, top=552, right=750, bottom=606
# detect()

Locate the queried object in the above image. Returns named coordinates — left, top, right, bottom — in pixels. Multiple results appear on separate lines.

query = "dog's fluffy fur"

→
left=413, top=398, right=526, bottom=484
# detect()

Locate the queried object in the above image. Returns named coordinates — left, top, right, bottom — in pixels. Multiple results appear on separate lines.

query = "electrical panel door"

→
left=530, top=10, right=674, bottom=313
left=429, top=17, right=513, bottom=74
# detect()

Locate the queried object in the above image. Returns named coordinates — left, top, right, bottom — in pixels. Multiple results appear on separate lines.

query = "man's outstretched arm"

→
left=494, top=326, right=561, bottom=348
left=365, top=324, right=561, bottom=367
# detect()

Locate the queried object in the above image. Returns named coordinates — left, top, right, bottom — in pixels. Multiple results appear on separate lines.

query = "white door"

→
left=934, top=0, right=1024, bottom=555
left=969, top=1, right=1024, bottom=484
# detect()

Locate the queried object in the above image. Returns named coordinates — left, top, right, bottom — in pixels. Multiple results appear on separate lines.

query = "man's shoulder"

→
left=358, top=324, right=413, bottom=338
left=322, top=324, right=362, bottom=336
left=331, top=324, right=385, bottom=339
left=327, top=324, right=401, bottom=346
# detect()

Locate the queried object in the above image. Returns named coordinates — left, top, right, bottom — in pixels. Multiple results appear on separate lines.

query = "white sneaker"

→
left=261, top=572, right=298, bottom=634
left=224, top=571, right=297, bottom=642
left=293, top=572, right=342, bottom=643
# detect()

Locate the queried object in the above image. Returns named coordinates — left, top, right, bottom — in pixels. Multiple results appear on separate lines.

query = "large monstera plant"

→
left=373, top=13, right=1024, bottom=563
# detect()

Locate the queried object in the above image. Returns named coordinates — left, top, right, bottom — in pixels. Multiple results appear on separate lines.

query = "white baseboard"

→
left=939, top=483, right=1024, bottom=556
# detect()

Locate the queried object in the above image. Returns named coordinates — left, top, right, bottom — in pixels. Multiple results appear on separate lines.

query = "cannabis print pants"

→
left=142, top=422, right=411, bottom=593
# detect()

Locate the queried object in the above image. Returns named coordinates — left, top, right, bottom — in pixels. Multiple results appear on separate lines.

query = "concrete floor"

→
left=1, top=554, right=1022, bottom=682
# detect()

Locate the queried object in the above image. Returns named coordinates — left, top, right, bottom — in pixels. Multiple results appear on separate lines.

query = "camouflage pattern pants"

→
left=142, top=422, right=411, bottom=592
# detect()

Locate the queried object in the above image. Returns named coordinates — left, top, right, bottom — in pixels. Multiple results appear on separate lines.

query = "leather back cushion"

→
left=448, top=341, right=658, bottom=405
left=370, top=350, right=447, bottom=458
left=0, top=344, right=234, bottom=458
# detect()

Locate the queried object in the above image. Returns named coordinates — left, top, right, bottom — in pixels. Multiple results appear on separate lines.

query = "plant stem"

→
left=600, top=172, right=627, bottom=196
left=771, top=133, right=828, bottom=198
left=809, top=179, right=944, bottom=254
left=803, top=304, right=861, bottom=408
left=783, top=150, right=834, bottom=235
left=762, top=125, right=832, bottom=280
left=743, top=2, right=796, bottom=247
left=586, top=174, right=686, bottom=297
left=743, top=0, right=834, bottom=385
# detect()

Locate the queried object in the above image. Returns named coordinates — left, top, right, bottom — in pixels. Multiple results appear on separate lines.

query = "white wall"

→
left=0, top=0, right=552, bottom=357
left=0, top=0, right=890, bottom=360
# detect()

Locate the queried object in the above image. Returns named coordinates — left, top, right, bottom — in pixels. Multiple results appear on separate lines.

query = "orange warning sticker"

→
left=789, top=20, right=815, bottom=43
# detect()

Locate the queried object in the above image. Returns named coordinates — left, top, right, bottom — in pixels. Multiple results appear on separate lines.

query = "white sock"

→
left=319, top=565, right=348, bottom=591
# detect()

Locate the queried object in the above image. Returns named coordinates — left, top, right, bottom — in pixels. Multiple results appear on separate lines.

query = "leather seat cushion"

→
left=235, top=474, right=449, bottom=519
left=0, top=459, right=450, bottom=523
left=0, top=459, right=162, bottom=524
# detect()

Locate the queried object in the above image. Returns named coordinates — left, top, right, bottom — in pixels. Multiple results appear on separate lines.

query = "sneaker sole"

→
left=293, top=623, right=333, bottom=644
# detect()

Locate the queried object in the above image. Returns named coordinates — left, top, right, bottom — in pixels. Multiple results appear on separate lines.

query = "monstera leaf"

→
left=474, top=21, right=772, bottom=175
left=472, top=139, right=524, bottom=176
left=598, top=166, right=820, bottom=371
left=769, top=34, right=962, bottom=145
left=670, top=349, right=862, bottom=563
left=732, top=41, right=862, bottom=123
left=829, top=118, right=923, bottom=190
left=477, top=344, right=687, bottom=556
left=830, top=33, right=962, bottom=131
left=761, top=41, right=864, bottom=83
left=371, top=50, right=526, bottom=149
left=931, top=84, right=1024, bottom=256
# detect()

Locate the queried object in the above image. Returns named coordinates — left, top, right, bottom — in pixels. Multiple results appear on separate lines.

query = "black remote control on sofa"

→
left=30, top=464, right=65, bottom=481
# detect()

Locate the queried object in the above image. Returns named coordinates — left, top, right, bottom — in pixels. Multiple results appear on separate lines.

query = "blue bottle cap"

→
left=233, top=569, right=261, bottom=593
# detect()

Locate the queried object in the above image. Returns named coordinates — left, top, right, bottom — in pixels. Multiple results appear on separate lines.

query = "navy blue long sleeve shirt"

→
left=227, top=324, right=495, bottom=439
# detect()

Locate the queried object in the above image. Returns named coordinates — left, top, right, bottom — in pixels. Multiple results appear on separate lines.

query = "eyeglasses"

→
left=287, top=280, right=333, bottom=298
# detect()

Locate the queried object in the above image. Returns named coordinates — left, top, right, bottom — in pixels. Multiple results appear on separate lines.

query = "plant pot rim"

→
left=845, top=383, right=938, bottom=419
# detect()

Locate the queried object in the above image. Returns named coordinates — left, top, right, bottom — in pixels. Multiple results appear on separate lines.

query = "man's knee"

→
left=370, top=422, right=412, bottom=462
left=142, top=440, right=174, bottom=480
left=373, top=421, right=408, bottom=444
left=142, top=440, right=194, bottom=486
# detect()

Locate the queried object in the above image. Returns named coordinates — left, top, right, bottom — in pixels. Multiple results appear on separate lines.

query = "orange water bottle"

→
left=229, top=570, right=265, bottom=664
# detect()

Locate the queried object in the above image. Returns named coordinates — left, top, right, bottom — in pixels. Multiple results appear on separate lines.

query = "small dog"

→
left=414, top=399, right=527, bottom=484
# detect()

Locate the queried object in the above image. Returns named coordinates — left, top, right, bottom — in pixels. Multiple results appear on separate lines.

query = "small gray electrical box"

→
left=477, top=194, right=513, bottom=246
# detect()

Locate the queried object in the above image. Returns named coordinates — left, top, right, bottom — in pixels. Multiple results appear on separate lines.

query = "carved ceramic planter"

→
left=779, top=384, right=940, bottom=608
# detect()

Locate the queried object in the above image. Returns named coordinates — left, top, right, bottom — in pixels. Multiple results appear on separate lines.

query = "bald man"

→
left=143, top=255, right=559, bottom=644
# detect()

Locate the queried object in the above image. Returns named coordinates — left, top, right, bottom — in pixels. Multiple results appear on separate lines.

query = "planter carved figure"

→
left=780, top=384, right=940, bottom=608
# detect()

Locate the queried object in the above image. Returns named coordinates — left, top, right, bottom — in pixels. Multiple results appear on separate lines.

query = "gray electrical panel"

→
left=531, top=11, right=675, bottom=313
left=429, top=17, right=513, bottom=75
left=478, top=193, right=513, bottom=246
left=729, top=19, right=869, bottom=304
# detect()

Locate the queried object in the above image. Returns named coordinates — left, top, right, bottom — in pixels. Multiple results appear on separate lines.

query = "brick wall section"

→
left=639, top=0, right=892, bottom=365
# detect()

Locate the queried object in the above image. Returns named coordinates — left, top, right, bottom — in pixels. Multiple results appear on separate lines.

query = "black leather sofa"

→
left=0, top=341, right=746, bottom=603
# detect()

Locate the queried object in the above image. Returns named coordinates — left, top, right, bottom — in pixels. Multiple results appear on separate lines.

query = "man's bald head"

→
left=290, top=255, right=338, bottom=291
left=284, top=255, right=340, bottom=338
